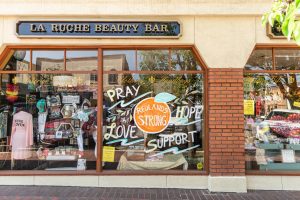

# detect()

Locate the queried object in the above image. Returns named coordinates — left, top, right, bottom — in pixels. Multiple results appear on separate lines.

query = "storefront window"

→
left=0, top=47, right=205, bottom=172
left=102, top=49, right=205, bottom=171
left=0, top=49, right=98, bottom=170
left=0, top=72, right=97, bottom=170
left=244, top=48, right=300, bottom=172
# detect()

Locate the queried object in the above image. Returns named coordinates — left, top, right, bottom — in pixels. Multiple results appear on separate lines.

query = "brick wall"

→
left=208, top=68, right=245, bottom=176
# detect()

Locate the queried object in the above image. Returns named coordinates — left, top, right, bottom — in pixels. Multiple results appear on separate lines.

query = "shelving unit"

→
left=257, top=143, right=300, bottom=171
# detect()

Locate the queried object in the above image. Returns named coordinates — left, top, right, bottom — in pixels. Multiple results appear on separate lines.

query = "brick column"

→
left=208, top=68, right=245, bottom=176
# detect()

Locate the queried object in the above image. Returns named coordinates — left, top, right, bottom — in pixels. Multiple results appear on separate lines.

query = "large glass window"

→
left=0, top=47, right=205, bottom=172
left=102, top=49, right=205, bottom=171
left=244, top=48, right=300, bottom=172
left=0, top=72, right=98, bottom=170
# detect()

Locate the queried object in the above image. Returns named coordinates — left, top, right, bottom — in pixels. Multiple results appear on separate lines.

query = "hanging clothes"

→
left=38, top=112, right=47, bottom=133
left=10, top=111, right=33, bottom=160
left=0, top=111, right=8, bottom=139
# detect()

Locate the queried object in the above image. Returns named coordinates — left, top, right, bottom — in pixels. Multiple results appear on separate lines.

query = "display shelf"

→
left=46, top=155, right=77, bottom=161
left=260, top=162, right=300, bottom=171
left=256, top=143, right=284, bottom=150
left=286, top=144, right=300, bottom=150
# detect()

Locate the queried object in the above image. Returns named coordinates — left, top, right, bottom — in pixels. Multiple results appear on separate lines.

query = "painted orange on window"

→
left=133, top=97, right=171, bottom=133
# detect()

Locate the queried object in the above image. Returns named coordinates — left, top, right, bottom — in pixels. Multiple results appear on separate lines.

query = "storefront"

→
left=0, top=0, right=300, bottom=193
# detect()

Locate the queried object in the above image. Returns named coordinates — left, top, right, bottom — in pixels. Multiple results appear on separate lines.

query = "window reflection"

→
left=171, top=49, right=202, bottom=71
left=32, top=50, right=64, bottom=71
left=66, top=50, right=98, bottom=71
left=103, top=50, right=134, bottom=71
left=245, top=49, right=273, bottom=70
left=102, top=73, right=204, bottom=171
left=137, top=50, right=169, bottom=71
left=275, top=49, right=300, bottom=70
left=2, top=50, right=30, bottom=71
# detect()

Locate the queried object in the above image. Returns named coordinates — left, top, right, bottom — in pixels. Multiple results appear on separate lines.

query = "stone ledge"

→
left=208, top=176, right=247, bottom=193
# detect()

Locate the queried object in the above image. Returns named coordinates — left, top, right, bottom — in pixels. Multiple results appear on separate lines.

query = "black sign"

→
left=16, top=21, right=181, bottom=38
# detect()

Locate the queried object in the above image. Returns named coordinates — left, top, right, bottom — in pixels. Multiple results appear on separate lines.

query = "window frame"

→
left=0, top=45, right=208, bottom=176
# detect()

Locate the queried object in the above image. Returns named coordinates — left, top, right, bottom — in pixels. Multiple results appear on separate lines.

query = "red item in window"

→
left=255, top=100, right=262, bottom=116
left=6, top=83, right=18, bottom=102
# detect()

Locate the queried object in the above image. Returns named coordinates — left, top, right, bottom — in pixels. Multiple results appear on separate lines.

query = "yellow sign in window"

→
left=102, top=146, right=115, bottom=162
left=244, top=100, right=254, bottom=115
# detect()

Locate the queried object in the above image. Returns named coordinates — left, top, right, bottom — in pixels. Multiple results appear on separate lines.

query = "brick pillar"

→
left=208, top=68, right=245, bottom=176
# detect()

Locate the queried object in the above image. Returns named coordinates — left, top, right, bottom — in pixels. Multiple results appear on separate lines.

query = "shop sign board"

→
left=16, top=21, right=181, bottom=38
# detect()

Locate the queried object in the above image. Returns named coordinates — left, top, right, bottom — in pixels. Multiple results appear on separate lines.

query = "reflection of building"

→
left=103, top=54, right=129, bottom=91
left=36, top=58, right=64, bottom=71
left=32, top=54, right=130, bottom=90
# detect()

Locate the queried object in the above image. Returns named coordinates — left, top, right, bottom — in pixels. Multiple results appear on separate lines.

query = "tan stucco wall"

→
left=0, top=0, right=274, bottom=16
left=0, top=0, right=296, bottom=69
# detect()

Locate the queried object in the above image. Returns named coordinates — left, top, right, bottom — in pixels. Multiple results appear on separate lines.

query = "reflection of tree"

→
left=245, top=50, right=272, bottom=70
left=246, top=51, right=300, bottom=110
left=246, top=73, right=300, bottom=110
left=138, top=49, right=204, bottom=155
left=271, top=74, right=300, bottom=109
left=138, top=50, right=169, bottom=71
left=171, top=50, right=200, bottom=71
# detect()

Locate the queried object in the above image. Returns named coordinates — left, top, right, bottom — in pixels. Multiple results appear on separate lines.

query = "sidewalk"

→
left=0, top=186, right=299, bottom=200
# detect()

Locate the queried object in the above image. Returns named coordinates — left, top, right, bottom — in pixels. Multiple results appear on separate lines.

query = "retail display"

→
left=0, top=72, right=98, bottom=170
left=10, top=111, right=33, bottom=160
left=0, top=48, right=205, bottom=172
left=244, top=49, right=300, bottom=172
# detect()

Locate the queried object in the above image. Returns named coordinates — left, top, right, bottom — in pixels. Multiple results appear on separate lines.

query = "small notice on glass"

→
left=102, top=146, right=115, bottom=162
left=281, top=149, right=296, bottom=163
left=244, top=100, right=254, bottom=115
left=255, top=148, right=267, bottom=165
left=77, top=159, right=86, bottom=170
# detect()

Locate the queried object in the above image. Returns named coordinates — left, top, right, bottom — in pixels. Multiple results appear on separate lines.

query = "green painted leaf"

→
left=154, top=92, right=176, bottom=103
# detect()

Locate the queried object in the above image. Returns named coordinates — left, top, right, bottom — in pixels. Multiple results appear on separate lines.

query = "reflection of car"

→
left=262, top=109, right=300, bottom=138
